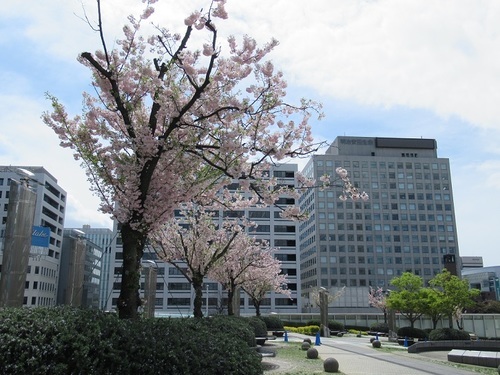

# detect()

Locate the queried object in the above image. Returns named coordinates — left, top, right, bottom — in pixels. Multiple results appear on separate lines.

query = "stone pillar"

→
left=143, top=266, right=157, bottom=318
left=319, top=289, right=330, bottom=337
left=0, top=180, right=37, bottom=307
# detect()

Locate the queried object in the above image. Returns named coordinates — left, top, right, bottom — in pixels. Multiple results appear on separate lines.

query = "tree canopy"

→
left=42, top=0, right=326, bottom=318
left=387, top=272, right=426, bottom=328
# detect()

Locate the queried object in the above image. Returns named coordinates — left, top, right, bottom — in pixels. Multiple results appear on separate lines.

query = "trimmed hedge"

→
left=370, top=322, right=389, bottom=333
left=306, top=320, right=345, bottom=331
left=397, top=326, right=428, bottom=339
left=284, top=325, right=320, bottom=336
left=246, top=316, right=268, bottom=337
left=0, top=307, right=262, bottom=375
left=259, top=316, right=284, bottom=331
left=428, top=328, right=471, bottom=341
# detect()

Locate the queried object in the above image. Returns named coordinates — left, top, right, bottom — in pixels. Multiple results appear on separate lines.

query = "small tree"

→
left=428, top=269, right=480, bottom=329
left=418, top=287, right=444, bottom=330
left=152, top=205, right=251, bottom=318
left=368, top=286, right=388, bottom=323
left=243, top=277, right=289, bottom=317
left=209, top=240, right=288, bottom=316
left=387, top=272, right=427, bottom=328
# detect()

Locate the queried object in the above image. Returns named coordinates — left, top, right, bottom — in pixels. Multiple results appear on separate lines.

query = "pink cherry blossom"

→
left=42, top=0, right=329, bottom=319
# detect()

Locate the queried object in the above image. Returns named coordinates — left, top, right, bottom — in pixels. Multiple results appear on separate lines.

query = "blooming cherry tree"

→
left=242, top=275, right=290, bottom=317
left=368, top=286, right=388, bottom=323
left=208, top=238, right=288, bottom=316
left=152, top=204, right=253, bottom=318
left=42, top=0, right=324, bottom=318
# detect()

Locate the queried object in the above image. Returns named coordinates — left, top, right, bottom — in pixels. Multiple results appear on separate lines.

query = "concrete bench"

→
left=408, top=339, right=500, bottom=353
left=448, top=349, right=500, bottom=368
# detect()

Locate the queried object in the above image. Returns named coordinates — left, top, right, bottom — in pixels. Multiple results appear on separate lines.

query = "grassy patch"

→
left=262, top=342, right=345, bottom=375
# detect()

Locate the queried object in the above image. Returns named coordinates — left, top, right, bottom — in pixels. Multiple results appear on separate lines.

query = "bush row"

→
left=0, top=307, right=262, bottom=375
left=258, top=316, right=284, bottom=331
left=283, top=325, right=320, bottom=336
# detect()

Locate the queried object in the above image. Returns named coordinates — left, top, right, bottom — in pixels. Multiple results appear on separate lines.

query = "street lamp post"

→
left=0, top=178, right=37, bottom=307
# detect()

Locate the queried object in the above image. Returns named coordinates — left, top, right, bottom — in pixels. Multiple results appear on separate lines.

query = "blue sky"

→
left=1, top=0, right=499, bottom=266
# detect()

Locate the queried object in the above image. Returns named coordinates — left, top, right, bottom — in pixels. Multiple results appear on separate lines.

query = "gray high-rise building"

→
left=299, top=136, right=460, bottom=312
left=0, top=166, right=66, bottom=307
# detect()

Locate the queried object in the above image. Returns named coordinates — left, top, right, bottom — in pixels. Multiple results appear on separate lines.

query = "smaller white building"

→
left=462, top=266, right=500, bottom=301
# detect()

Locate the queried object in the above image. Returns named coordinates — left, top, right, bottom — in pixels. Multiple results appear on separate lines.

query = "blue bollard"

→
left=284, top=331, right=288, bottom=342
left=404, top=336, right=408, bottom=347
left=315, top=331, right=321, bottom=346
left=375, top=333, right=379, bottom=341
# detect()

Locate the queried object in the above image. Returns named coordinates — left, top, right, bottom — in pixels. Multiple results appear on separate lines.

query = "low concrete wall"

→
left=448, top=349, right=500, bottom=368
left=408, top=340, right=500, bottom=353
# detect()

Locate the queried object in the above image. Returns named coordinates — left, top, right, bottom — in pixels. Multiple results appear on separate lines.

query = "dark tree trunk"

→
left=227, top=287, right=234, bottom=316
left=192, top=274, right=204, bottom=318
left=432, top=318, right=439, bottom=330
left=253, top=299, right=262, bottom=317
left=118, top=224, right=146, bottom=319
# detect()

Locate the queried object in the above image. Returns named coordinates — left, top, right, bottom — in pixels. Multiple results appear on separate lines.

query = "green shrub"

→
left=246, top=316, right=268, bottom=337
left=205, top=315, right=257, bottom=347
left=282, top=321, right=306, bottom=328
left=284, top=325, right=320, bottom=336
left=345, top=325, right=370, bottom=332
left=348, top=329, right=368, bottom=335
left=328, top=320, right=345, bottom=331
left=306, top=320, right=320, bottom=327
left=0, top=307, right=262, bottom=375
left=370, top=322, right=389, bottom=333
left=260, top=315, right=284, bottom=331
left=397, top=326, right=428, bottom=339
left=428, top=328, right=471, bottom=341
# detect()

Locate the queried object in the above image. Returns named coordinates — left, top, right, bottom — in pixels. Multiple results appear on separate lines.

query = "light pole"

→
left=0, top=175, right=37, bottom=307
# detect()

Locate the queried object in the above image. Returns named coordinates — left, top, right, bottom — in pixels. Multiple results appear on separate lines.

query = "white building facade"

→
left=0, top=166, right=66, bottom=307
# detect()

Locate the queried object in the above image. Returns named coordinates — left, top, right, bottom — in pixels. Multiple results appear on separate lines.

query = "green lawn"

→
left=262, top=342, right=345, bottom=375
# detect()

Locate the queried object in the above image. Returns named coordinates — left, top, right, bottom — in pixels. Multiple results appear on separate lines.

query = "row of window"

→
left=23, top=296, right=55, bottom=306
left=25, top=280, right=56, bottom=292
left=316, top=160, right=447, bottom=170
left=320, top=256, right=444, bottom=266
left=317, top=233, right=456, bottom=243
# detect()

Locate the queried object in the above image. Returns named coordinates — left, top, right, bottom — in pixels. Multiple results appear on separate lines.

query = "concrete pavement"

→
left=274, top=333, right=488, bottom=374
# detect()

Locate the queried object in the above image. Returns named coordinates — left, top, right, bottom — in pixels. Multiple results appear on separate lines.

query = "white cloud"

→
left=222, top=0, right=500, bottom=130
left=1, top=0, right=499, bottom=266
left=0, top=94, right=112, bottom=229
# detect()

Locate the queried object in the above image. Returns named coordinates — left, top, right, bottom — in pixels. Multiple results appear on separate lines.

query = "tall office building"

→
left=77, top=225, right=115, bottom=310
left=0, top=166, right=66, bottom=307
left=105, top=164, right=301, bottom=315
left=299, top=137, right=460, bottom=312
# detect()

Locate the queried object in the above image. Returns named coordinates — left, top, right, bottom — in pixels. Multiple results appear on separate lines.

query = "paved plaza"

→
left=264, top=333, right=491, bottom=375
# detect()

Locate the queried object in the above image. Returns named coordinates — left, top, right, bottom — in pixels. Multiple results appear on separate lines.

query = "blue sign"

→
left=31, top=226, right=50, bottom=247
